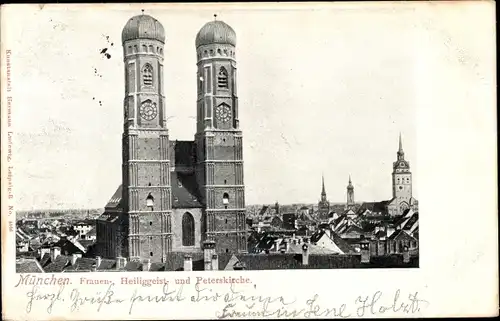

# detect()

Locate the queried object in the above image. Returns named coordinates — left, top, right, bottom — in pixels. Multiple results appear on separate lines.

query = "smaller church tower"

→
left=346, top=175, right=355, bottom=209
left=392, top=133, right=412, bottom=213
left=318, top=175, right=330, bottom=218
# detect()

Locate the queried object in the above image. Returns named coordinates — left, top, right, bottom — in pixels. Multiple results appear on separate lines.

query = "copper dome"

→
left=195, top=20, right=236, bottom=48
left=122, top=14, right=165, bottom=44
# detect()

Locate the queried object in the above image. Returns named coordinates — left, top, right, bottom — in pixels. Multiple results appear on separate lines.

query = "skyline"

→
left=8, top=5, right=419, bottom=210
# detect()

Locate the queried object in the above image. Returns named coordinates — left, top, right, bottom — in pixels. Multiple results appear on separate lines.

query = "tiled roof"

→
left=235, top=253, right=302, bottom=270
left=85, top=227, right=97, bottom=236
left=403, top=213, right=419, bottom=231
left=104, top=185, right=123, bottom=209
left=97, top=212, right=121, bottom=223
left=97, top=259, right=116, bottom=270
left=16, top=258, right=44, bottom=273
left=79, top=239, right=96, bottom=249
left=39, top=253, right=51, bottom=267
left=357, top=200, right=391, bottom=215
left=388, top=230, right=416, bottom=241
left=329, top=231, right=356, bottom=254
left=64, top=257, right=96, bottom=271
left=44, top=255, right=70, bottom=273
left=170, top=141, right=196, bottom=168
left=171, top=172, right=203, bottom=208
left=258, top=206, right=269, bottom=216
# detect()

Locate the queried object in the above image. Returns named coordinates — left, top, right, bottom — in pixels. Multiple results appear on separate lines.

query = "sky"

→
left=7, top=3, right=483, bottom=210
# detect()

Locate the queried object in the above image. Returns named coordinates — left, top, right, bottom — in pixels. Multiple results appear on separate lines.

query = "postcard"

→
left=1, top=2, right=497, bottom=320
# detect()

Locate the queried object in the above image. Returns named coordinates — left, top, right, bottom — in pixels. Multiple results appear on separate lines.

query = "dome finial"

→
left=214, top=14, right=217, bottom=21
left=141, top=9, right=145, bottom=15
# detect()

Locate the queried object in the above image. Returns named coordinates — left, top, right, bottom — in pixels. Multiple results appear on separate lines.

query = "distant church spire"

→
left=318, top=174, right=329, bottom=217
left=397, top=132, right=405, bottom=161
left=347, top=175, right=355, bottom=208
left=321, top=174, right=326, bottom=197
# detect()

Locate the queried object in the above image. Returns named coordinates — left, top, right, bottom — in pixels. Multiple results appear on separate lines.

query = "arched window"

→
left=143, top=64, right=153, bottom=86
left=182, top=212, right=195, bottom=246
left=218, top=67, right=228, bottom=89
left=146, top=193, right=154, bottom=211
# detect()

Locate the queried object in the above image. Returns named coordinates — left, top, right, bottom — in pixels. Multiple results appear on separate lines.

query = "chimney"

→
left=403, top=246, right=410, bottom=263
left=211, top=254, right=219, bottom=271
left=279, top=241, right=287, bottom=254
left=71, top=253, right=82, bottom=266
left=302, top=244, right=309, bottom=266
left=203, top=240, right=216, bottom=271
left=39, top=247, right=51, bottom=258
left=183, top=254, right=193, bottom=272
left=116, top=257, right=127, bottom=270
left=96, top=256, right=102, bottom=269
left=360, top=241, right=370, bottom=263
left=142, top=258, right=151, bottom=272
left=50, top=247, right=61, bottom=261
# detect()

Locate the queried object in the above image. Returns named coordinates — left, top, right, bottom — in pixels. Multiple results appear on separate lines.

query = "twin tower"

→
left=96, top=14, right=246, bottom=262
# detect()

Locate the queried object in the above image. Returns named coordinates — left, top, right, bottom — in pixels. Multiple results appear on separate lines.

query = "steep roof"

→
left=16, top=258, right=44, bottom=273
left=64, top=257, right=97, bottom=271
left=171, top=172, right=203, bottom=208
left=170, top=141, right=196, bottom=168
left=44, top=255, right=71, bottom=273
left=104, top=185, right=123, bottom=210
left=388, top=230, right=417, bottom=241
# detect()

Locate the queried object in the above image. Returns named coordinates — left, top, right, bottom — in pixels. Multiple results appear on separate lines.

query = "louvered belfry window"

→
left=143, top=64, right=153, bottom=86
left=218, top=67, right=228, bottom=89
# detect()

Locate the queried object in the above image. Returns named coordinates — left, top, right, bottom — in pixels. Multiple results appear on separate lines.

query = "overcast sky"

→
left=5, top=3, right=494, bottom=210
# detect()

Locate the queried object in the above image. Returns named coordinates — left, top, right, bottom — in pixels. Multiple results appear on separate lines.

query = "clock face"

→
left=140, top=101, right=158, bottom=121
left=216, top=104, right=232, bottom=123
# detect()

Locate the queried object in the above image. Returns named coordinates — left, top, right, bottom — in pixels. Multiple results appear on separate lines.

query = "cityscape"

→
left=16, top=12, right=419, bottom=273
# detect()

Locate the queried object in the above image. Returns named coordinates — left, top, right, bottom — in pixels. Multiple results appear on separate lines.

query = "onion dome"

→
left=122, top=14, right=165, bottom=44
left=195, top=20, right=236, bottom=48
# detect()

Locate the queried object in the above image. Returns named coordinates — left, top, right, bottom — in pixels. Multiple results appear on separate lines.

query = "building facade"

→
left=96, top=14, right=247, bottom=262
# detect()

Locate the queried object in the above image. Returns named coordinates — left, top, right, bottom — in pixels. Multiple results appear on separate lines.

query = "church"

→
left=96, top=13, right=247, bottom=263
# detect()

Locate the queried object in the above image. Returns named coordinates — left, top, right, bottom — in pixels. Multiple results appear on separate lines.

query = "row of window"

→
left=198, top=48, right=235, bottom=60
left=127, top=44, right=163, bottom=55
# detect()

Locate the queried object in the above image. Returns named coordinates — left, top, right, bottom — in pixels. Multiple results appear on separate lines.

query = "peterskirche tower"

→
left=346, top=175, right=355, bottom=209
left=391, top=133, right=415, bottom=214
left=96, top=13, right=247, bottom=263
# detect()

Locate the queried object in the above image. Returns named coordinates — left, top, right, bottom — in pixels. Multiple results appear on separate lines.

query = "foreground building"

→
left=96, top=13, right=247, bottom=262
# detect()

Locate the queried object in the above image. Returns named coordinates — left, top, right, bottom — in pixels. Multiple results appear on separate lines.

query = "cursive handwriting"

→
left=69, top=283, right=124, bottom=312
left=128, top=283, right=186, bottom=314
left=355, top=289, right=429, bottom=317
left=216, top=290, right=351, bottom=319
left=26, top=285, right=65, bottom=314
left=20, top=282, right=429, bottom=318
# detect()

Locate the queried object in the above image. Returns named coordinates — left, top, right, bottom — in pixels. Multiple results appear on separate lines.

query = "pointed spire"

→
left=321, top=174, right=326, bottom=195
left=398, top=132, right=403, bottom=153
left=349, top=174, right=352, bottom=184
left=347, top=174, right=354, bottom=189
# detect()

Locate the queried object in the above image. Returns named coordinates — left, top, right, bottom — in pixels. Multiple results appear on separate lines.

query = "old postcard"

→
left=1, top=2, right=497, bottom=320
